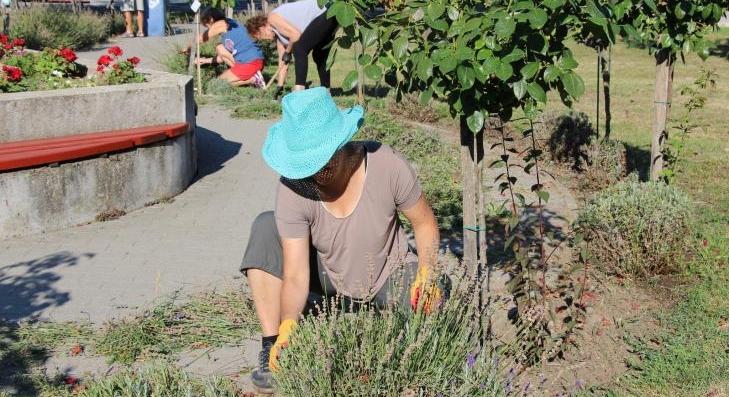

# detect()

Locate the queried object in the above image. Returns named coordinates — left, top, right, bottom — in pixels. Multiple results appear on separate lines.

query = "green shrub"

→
left=70, top=362, right=241, bottom=397
left=274, top=268, right=507, bottom=396
left=10, top=7, right=118, bottom=50
left=581, top=140, right=628, bottom=192
left=576, top=177, right=695, bottom=277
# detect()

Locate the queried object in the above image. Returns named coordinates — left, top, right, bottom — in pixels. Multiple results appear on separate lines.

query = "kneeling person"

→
left=188, top=7, right=265, bottom=88
left=240, top=87, right=442, bottom=392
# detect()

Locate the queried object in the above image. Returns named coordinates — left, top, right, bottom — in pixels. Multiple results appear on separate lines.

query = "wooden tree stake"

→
left=650, top=51, right=674, bottom=181
left=194, top=11, right=203, bottom=95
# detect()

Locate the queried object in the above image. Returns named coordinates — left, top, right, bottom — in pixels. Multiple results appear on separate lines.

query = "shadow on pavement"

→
left=193, top=126, right=242, bottom=183
left=0, top=251, right=94, bottom=323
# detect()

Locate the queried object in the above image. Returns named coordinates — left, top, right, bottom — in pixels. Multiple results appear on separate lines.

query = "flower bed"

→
left=0, top=34, right=144, bottom=93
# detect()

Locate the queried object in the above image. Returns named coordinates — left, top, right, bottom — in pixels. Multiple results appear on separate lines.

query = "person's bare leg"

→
left=123, top=11, right=133, bottom=35
left=293, top=84, right=305, bottom=91
left=218, top=70, right=254, bottom=87
left=247, top=269, right=282, bottom=337
left=215, top=44, right=235, bottom=67
left=136, top=11, right=144, bottom=36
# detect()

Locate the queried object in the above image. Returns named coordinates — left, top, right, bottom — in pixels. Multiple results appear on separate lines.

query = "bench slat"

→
left=0, top=123, right=190, bottom=172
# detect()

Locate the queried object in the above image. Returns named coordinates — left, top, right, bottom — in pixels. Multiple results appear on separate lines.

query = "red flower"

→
left=96, top=65, right=105, bottom=73
left=107, top=46, right=123, bottom=57
left=97, top=54, right=113, bottom=66
left=127, top=56, right=140, bottom=66
left=12, top=38, right=25, bottom=48
left=58, top=47, right=77, bottom=63
left=3, top=65, right=23, bottom=82
left=0, top=34, right=7, bottom=44
left=3, top=43, right=11, bottom=50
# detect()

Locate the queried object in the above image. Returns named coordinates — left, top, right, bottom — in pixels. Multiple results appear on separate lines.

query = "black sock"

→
left=262, top=335, right=277, bottom=349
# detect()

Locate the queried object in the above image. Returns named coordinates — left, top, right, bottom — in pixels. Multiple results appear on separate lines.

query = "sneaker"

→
left=253, top=71, right=265, bottom=89
left=251, top=341, right=274, bottom=394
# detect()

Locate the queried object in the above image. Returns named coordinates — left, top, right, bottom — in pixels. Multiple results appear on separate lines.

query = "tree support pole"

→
left=650, top=50, right=674, bottom=181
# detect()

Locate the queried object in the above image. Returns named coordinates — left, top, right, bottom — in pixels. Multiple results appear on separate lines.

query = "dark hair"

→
left=245, top=15, right=268, bottom=35
left=201, top=7, right=225, bottom=24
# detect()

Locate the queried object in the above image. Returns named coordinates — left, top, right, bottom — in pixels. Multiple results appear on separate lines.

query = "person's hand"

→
left=273, top=85, right=284, bottom=100
left=269, top=319, right=297, bottom=372
left=409, top=266, right=443, bottom=314
left=281, top=51, right=293, bottom=65
left=181, top=47, right=190, bottom=55
left=194, top=57, right=212, bottom=66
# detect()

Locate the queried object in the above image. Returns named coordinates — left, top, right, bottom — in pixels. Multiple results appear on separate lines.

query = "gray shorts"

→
left=240, top=211, right=417, bottom=308
left=120, top=0, right=144, bottom=12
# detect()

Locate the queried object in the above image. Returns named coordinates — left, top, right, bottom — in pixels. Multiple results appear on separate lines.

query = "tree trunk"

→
left=602, top=45, right=612, bottom=141
left=650, top=50, right=675, bottom=181
left=225, top=6, right=233, bottom=18
left=460, top=116, right=484, bottom=270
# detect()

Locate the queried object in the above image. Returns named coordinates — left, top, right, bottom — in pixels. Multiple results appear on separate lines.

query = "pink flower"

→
left=107, top=46, right=123, bottom=57
left=97, top=54, right=113, bottom=66
left=3, top=65, right=23, bottom=82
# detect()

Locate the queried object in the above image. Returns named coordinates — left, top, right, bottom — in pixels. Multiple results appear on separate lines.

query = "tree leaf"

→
left=527, top=82, right=547, bottom=103
left=359, top=27, right=377, bottom=48
left=419, top=87, right=434, bottom=105
left=427, top=2, right=445, bottom=20
left=435, top=49, right=458, bottom=73
left=447, top=6, right=459, bottom=21
left=357, top=54, right=372, bottom=66
left=543, top=65, right=561, bottom=82
left=513, top=79, right=527, bottom=99
left=536, top=190, right=550, bottom=203
left=495, top=62, right=514, bottom=81
left=495, top=17, right=516, bottom=38
left=364, top=64, right=382, bottom=80
left=527, top=8, right=548, bottom=28
left=329, top=2, right=356, bottom=27
left=417, top=58, right=434, bottom=80
left=466, top=110, right=484, bottom=133
left=342, top=70, right=359, bottom=91
left=560, top=71, right=585, bottom=98
left=559, top=51, right=578, bottom=69
left=457, top=65, right=476, bottom=89
left=520, top=62, right=540, bottom=79
left=428, top=18, right=449, bottom=31
left=392, top=36, right=408, bottom=60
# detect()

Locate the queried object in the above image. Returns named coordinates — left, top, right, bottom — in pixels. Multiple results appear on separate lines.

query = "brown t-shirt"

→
left=275, top=142, right=422, bottom=300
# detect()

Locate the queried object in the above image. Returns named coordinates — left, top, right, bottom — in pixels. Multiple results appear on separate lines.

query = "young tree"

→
left=326, top=0, right=587, bottom=268
left=620, top=0, right=727, bottom=181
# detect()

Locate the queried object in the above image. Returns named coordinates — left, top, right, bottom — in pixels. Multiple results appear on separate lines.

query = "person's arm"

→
left=279, top=237, right=310, bottom=321
left=402, top=195, right=439, bottom=273
left=184, top=20, right=226, bottom=53
left=275, top=39, right=289, bottom=89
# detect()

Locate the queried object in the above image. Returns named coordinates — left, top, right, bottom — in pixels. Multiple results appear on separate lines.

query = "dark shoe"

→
left=251, top=342, right=274, bottom=394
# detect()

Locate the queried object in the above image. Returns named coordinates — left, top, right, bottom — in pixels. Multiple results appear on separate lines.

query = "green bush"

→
left=69, top=362, right=241, bottom=397
left=10, top=7, right=119, bottom=50
left=580, top=139, right=628, bottom=192
left=274, top=268, right=507, bottom=396
left=576, top=177, right=695, bottom=277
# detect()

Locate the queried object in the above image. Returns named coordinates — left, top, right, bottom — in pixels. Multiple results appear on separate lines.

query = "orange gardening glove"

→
left=269, top=319, right=297, bottom=372
left=409, top=266, right=443, bottom=314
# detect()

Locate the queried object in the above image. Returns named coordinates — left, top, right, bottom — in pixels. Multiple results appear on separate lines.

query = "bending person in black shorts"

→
left=246, top=0, right=337, bottom=96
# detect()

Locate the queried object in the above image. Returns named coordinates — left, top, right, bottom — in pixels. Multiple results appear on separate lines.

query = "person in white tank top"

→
left=246, top=0, right=338, bottom=97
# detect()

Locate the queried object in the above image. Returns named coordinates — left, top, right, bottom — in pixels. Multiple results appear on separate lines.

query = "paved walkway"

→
left=0, top=106, right=277, bottom=323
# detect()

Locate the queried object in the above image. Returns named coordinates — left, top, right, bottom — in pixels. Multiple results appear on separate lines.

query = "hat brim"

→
left=262, top=105, right=364, bottom=180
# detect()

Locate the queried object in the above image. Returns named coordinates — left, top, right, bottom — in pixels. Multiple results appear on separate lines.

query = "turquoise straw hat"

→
left=262, top=87, right=364, bottom=179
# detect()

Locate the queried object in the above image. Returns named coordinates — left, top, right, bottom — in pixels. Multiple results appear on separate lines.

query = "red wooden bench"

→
left=0, top=122, right=190, bottom=172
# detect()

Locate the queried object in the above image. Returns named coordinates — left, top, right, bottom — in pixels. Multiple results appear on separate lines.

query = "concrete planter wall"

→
left=0, top=71, right=196, bottom=239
